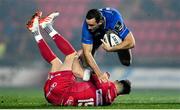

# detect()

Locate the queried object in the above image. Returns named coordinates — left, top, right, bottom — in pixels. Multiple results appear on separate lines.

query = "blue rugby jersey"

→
left=81, top=7, right=130, bottom=44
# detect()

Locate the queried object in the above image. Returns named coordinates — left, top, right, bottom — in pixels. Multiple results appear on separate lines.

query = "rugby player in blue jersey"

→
left=81, top=8, right=135, bottom=81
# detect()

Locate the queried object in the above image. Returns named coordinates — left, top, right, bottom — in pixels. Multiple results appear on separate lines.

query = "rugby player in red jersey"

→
left=26, top=11, right=131, bottom=106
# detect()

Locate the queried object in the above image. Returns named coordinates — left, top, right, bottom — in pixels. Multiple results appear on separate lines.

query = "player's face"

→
left=86, top=18, right=100, bottom=33
left=114, top=80, right=123, bottom=95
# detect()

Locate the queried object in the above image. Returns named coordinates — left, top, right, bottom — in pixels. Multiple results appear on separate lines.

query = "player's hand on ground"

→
left=101, top=39, right=112, bottom=52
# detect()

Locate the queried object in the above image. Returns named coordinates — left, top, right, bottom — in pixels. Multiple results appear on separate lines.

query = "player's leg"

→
left=117, top=49, right=132, bottom=66
left=26, top=12, right=62, bottom=73
left=39, top=12, right=76, bottom=70
left=39, top=12, right=90, bottom=81
left=92, top=38, right=103, bottom=56
left=52, top=33, right=77, bottom=71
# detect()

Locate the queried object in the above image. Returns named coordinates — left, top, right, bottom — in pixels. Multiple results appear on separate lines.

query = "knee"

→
left=51, top=58, right=62, bottom=66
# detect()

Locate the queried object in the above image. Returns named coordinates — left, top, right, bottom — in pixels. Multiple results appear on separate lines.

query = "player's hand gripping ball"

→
left=103, top=30, right=122, bottom=47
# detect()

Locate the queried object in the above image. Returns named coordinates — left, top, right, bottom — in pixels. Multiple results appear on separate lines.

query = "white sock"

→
left=44, top=25, right=58, bottom=37
left=49, top=30, right=58, bottom=37
left=32, top=31, right=43, bottom=42
left=34, top=35, right=43, bottom=42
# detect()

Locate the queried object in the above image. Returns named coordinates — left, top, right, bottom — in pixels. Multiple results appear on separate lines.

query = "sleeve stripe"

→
left=81, top=39, right=93, bottom=44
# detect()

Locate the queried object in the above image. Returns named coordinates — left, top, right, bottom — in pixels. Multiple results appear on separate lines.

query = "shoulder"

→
left=82, top=20, right=88, bottom=30
left=82, top=21, right=92, bottom=36
left=99, top=7, right=113, bottom=16
left=99, top=8, right=122, bottom=23
left=99, top=7, right=121, bottom=14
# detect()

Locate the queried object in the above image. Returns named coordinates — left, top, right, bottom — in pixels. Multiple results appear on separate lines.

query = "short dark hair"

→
left=119, top=80, right=131, bottom=95
left=86, top=9, right=103, bottom=23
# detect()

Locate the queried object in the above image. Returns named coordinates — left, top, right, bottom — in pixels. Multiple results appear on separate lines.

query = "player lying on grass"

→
left=26, top=11, right=131, bottom=106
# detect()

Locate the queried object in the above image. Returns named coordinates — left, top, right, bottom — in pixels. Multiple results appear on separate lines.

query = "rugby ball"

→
left=103, top=31, right=122, bottom=47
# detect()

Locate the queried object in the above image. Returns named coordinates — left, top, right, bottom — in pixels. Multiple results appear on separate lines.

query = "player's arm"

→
left=82, top=43, right=102, bottom=77
left=112, top=31, right=135, bottom=50
left=72, top=50, right=84, bottom=78
left=81, top=21, right=108, bottom=82
left=102, top=32, right=135, bottom=52
left=90, top=72, right=110, bottom=87
left=82, top=44, right=108, bottom=82
left=102, top=12, right=135, bottom=52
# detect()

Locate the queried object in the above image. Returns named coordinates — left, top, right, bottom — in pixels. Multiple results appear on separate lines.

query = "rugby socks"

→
left=44, top=25, right=75, bottom=56
left=43, top=24, right=57, bottom=37
left=32, top=31, right=42, bottom=42
left=37, top=39, right=57, bottom=63
left=52, top=34, right=76, bottom=56
left=32, top=31, right=56, bottom=63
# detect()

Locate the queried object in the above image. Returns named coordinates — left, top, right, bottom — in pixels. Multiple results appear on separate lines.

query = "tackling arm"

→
left=82, top=43, right=102, bottom=77
left=82, top=43, right=109, bottom=82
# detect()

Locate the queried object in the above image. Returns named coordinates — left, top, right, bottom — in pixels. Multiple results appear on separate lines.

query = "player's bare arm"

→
left=82, top=43, right=108, bottom=82
left=82, top=43, right=102, bottom=76
left=71, top=52, right=85, bottom=78
left=101, top=32, right=135, bottom=52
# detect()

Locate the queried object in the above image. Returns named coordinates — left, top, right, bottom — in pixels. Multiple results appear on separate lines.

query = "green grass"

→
left=0, top=88, right=180, bottom=109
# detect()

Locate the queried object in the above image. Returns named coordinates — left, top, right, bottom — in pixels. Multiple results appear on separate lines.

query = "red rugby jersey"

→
left=44, top=71, right=117, bottom=106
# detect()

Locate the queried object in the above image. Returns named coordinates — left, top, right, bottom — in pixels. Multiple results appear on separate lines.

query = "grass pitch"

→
left=0, top=88, right=180, bottom=109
